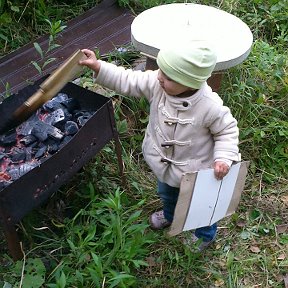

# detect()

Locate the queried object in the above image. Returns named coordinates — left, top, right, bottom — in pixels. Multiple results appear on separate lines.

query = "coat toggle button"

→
left=161, top=158, right=171, bottom=164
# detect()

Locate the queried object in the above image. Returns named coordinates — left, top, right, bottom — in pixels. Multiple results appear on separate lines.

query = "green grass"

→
left=0, top=0, right=288, bottom=287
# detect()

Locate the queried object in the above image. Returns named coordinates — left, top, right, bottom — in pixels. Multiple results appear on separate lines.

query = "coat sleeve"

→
left=208, top=105, right=240, bottom=163
left=94, top=61, right=158, bottom=101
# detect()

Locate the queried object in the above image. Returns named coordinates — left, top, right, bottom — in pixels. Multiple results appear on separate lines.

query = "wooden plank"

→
left=0, top=0, right=134, bottom=98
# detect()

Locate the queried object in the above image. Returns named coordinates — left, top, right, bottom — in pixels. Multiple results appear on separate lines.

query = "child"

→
left=79, top=42, right=240, bottom=251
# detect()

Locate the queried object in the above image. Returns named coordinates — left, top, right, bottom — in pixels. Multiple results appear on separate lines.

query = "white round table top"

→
left=131, top=3, right=253, bottom=71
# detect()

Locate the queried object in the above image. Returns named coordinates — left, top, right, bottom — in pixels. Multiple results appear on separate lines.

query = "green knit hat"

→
left=156, top=42, right=217, bottom=89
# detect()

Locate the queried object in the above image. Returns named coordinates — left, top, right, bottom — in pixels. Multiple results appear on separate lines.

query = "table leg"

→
left=207, top=71, right=224, bottom=92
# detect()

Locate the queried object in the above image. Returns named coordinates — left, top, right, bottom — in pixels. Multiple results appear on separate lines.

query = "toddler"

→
left=79, top=42, right=240, bottom=251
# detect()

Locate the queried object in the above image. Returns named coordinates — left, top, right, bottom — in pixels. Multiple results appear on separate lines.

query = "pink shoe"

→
left=149, top=210, right=171, bottom=230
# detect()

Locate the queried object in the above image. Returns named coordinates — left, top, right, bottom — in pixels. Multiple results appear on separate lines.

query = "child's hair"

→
left=156, top=41, right=217, bottom=89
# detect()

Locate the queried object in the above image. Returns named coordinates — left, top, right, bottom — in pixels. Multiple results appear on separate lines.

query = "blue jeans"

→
left=157, top=181, right=217, bottom=242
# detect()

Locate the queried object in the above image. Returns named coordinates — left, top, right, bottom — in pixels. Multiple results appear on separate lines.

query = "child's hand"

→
left=79, top=49, right=101, bottom=73
left=213, top=161, right=230, bottom=180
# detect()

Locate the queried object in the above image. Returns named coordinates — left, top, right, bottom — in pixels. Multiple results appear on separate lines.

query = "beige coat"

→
left=95, top=61, right=240, bottom=187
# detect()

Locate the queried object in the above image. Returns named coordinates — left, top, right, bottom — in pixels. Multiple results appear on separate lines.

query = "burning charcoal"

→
left=31, top=121, right=64, bottom=141
left=47, top=142, right=59, bottom=154
left=0, top=152, right=6, bottom=161
left=59, top=135, right=73, bottom=149
left=55, top=108, right=72, bottom=129
left=43, top=93, right=69, bottom=111
left=42, top=101, right=62, bottom=112
left=75, top=110, right=86, bottom=118
left=0, top=130, right=17, bottom=146
left=11, top=148, right=26, bottom=163
left=61, top=97, right=80, bottom=112
left=17, top=114, right=39, bottom=136
left=65, top=121, right=79, bottom=135
left=43, top=109, right=65, bottom=126
left=0, top=171, right=11, bottom=181
left=8, top=162, right=38, bottom=180
left=54, top=93, right=69, bottom=102
left=29, top=141, right=38, bottom=149
left=77, top=112, right=93, bottom=127
left=20, top=134, right=37, bottom=146
left=25, top=147, right=33, bottom=162
left=31, top=122, right=49, bottom=141
left=34, top=146, right=47, bottom=158
left=48, top=126, right=65, bottom=140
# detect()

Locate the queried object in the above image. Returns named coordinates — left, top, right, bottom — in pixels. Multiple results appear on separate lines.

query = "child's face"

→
left=157, top=70, right=192, bottom=96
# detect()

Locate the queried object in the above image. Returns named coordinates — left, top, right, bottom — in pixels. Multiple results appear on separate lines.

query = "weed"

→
left=42, top=186, right=155, bottom=288
left=1, top=258, right=46, bottom=288
left=222, top=39, right=288, bottom=181
left=31, top=19, right=67, bottom=74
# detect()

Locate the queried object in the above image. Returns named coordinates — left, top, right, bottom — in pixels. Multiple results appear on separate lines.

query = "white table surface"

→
left=131, top=3, right=253, bottom=71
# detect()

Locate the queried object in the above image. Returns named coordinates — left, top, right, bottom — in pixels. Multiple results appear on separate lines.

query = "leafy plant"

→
left=2, top=258, right=46, bottom=288
left=222, top=39, right=288, bottom=181
left=44, top=186, right=155, bottom=287
left=31, top=19, right=67, bottom=74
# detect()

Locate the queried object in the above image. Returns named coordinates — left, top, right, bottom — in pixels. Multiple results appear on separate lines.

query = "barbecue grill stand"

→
left=0, top=80, right=125, bottom=260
